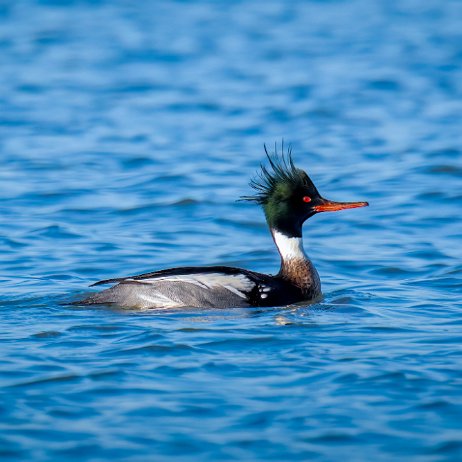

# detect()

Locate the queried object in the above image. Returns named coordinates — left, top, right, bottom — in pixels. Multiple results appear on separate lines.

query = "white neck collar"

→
left=272, top=230, right=307, bottom=260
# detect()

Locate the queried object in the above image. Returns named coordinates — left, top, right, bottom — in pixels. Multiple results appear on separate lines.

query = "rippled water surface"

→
left=1, top=0, right=462, bottom=460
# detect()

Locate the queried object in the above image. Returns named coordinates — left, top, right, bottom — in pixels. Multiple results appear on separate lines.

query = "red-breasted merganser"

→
left=75, top=146, right=368, bottom=309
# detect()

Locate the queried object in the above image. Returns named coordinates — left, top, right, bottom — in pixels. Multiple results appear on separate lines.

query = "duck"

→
left=74, top=146, right=368, bottom=309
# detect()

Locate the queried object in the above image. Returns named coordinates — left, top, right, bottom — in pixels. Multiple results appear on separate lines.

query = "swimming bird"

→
left=75, top=146, right=368, bottom=309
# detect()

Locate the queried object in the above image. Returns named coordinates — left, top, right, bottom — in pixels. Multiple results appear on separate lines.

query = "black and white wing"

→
left=78, top=266, right=283, bottom=309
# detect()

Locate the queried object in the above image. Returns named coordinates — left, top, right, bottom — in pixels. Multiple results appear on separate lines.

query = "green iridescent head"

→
left=241, top=144, right=321, bottom=237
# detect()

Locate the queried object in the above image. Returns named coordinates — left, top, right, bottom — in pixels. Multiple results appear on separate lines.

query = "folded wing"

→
left=80, top=266, right=265, bottom=309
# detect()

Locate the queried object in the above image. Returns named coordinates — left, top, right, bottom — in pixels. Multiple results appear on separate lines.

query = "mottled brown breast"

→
left=280, top=257, right=321, bottom=298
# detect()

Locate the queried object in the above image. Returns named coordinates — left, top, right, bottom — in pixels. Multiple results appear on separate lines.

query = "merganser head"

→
left=241, top=144, right=368, bottom=237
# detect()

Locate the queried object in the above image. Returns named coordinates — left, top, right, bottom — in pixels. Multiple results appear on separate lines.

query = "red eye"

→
left=303, top=196, right=312, bottom=203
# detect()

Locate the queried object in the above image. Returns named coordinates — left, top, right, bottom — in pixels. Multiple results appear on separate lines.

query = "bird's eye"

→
left=302, top=196, right=312, bottom=203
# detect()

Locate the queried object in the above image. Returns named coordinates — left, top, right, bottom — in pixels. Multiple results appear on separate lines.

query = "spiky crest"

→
left=240, top=142, right=314, bottom=204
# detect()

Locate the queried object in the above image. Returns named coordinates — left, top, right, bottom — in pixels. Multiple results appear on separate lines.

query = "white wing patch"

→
left=129, top=272, right=255, bottom=299
left=258, top=285, right=272, bottom=300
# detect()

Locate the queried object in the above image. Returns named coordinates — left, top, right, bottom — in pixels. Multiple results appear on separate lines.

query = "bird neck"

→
left=272, top=229, right=308, bottom=262
left=271, top=229, right=317, bottom=293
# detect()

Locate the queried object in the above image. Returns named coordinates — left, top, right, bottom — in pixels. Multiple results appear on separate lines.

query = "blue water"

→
left=1, top=0, right=462, bottom=460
